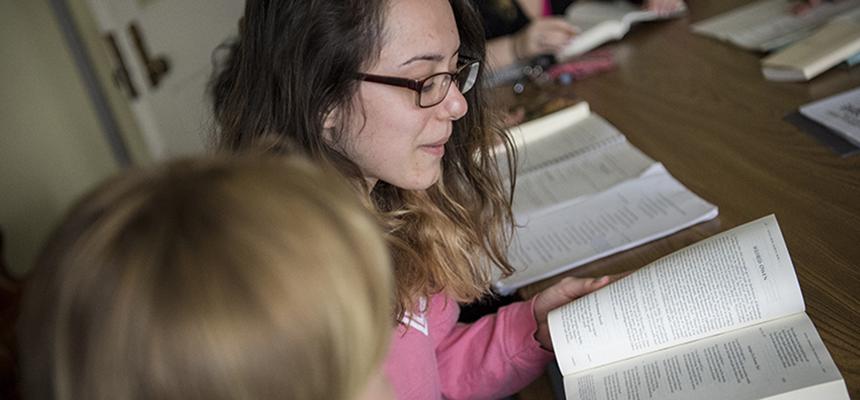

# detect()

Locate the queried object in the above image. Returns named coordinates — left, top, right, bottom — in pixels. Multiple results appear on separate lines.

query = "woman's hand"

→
left=643, top=0, right=685, bottom=15
left=532, top=276, right=612, bottom=351
left=792, top=0, right=829, bottom=15
left=513, top=17, right=578, bottom=59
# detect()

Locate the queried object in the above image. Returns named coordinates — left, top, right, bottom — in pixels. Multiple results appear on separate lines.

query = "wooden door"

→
left=84, top=0, right=244, bottom=159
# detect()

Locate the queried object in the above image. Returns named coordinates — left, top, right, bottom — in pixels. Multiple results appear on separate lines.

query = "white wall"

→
left=0, top=0, right=119, bottom=277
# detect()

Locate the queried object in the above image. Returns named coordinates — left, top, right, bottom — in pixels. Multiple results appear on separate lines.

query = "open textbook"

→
left=556, top=0, right=686, bottom=61
left=493, top=103, right=717, bottom=294
left=691, top=0, right=860, bottom=52
left=548, top=215, right=849, bottom=400
left=762, top=7, right=860, bottom=81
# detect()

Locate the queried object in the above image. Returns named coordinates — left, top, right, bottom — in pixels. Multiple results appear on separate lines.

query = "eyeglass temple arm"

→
left=356, top=74, right=423, bottom=91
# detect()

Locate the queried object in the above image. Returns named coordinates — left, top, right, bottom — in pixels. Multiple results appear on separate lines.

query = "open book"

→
left=548, top=215, right=849, bottom=400
left=556, top=0, right=686, bottom=61
left=691, top=0, right=860, bottom=52
left=494, top=103, right=717, bottom=294
left=762, top=8, right=860, bottom=81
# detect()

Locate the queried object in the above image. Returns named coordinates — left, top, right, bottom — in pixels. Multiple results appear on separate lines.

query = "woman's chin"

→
left=386, top=169, right=442, bottom=191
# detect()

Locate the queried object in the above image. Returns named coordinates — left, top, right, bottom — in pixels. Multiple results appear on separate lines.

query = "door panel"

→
left=85, top=0, right=244, bottom=159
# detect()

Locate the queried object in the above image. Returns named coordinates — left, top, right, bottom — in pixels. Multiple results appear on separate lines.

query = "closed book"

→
left=762, top=13, right=860, bottom=82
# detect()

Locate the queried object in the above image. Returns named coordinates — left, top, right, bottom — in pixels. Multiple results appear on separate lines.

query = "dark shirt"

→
left=476, top=0, right=575, bottom=39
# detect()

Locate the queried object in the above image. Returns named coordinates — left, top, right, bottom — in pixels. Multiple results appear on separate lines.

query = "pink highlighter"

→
left=547, top=49, right=616, bottom=83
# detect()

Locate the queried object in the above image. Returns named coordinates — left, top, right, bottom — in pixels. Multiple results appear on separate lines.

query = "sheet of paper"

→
left=799, top=86, right=860, bottom=147
left=562, top=313, right=847, bottom=400
left=549, top=215, right=805, bottom=375
left=495, top=165, right=717, bottom=294
left=691, top=0, right=860, bottom=51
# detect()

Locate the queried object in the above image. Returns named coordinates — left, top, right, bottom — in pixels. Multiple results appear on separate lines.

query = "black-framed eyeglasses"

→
left=356, top=61, right=480, bottom=108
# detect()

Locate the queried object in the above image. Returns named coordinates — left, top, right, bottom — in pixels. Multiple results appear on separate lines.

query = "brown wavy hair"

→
left=210, top=0, right=518, bottom=318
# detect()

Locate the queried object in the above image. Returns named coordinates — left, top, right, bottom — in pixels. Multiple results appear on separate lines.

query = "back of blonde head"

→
left=18, top=155, right=392, bottom=400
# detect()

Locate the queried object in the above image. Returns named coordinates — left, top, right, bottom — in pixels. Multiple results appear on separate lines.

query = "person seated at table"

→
left=17, top=155, right=394, bottom=400
left=209, top=0, right=615, bottom=398
left=480, top=0, right=685, bottom=70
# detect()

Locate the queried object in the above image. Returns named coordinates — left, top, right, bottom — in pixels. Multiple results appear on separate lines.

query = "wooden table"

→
left=512, top=1, right=860, bottom=398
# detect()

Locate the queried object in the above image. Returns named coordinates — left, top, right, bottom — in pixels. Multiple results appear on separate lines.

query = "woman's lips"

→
left=420, top=136, right=449, bottom=157
left=420, top=143, right=446, bottom=157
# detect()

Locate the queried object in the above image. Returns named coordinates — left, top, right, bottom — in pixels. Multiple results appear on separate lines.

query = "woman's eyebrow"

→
left=400, top=53, right=445, bottom=67
left=399, top=49, right=460, bottom=67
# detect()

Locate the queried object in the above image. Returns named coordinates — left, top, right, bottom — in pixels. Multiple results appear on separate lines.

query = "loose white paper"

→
left=800, top=86, right=860, bottom=148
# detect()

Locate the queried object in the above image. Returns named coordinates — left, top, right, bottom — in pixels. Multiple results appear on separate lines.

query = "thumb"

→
left=534, top=276, right=610, bottom=318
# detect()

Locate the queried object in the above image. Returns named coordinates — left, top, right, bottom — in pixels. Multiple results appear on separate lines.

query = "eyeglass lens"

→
left=419, top=63, right=479, bottom=107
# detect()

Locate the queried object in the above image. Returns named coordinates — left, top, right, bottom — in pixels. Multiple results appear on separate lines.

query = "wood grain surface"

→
left=511, top=1, right=860, bottom=398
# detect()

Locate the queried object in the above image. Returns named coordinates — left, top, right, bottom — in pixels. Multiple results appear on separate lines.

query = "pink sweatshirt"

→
left=383, top=293, right=554, bottom=400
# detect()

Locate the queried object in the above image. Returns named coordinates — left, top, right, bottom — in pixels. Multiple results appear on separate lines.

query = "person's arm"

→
left=517, top=0, right=546, bottom=19
left=486, top=18, right=578, bottom=70
left=435, top=277, right=610, bottom=400
left=435, top=297, right=552, bottom=400
left=486, top=34, right=522, bottom=71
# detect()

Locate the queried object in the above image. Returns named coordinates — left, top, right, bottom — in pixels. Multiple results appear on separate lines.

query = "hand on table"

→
left=643, top=0, right=685, bottom=15
left=532, top=276, right=611, bottom=351
left=513, top=17, right=578, bottom=59
left=791, top=0, right=831, bottom=15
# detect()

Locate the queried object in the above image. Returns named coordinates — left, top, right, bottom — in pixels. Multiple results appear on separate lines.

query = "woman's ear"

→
left=322, top=106, right=341, bottom=144
left=323, top=107, right=340, bottom=131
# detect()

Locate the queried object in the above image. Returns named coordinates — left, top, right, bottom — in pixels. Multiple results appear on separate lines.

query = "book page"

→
left=562, top=313, right=847, bottom=400
left=691, top=0, right=860, bottom=51
left=549, top=215, right=805, bottom=375
left=512, top=137, right=655, bottom=217
left=504, top=101, right=592, bottom=153
left=566, top=1, right=645, bottom=32
left=558, top=0, right=684, bottom=60
left=515, top=112, right=626, bottom=175
left=799, top=86, right=860, bottom=147
left=495, top=165, right=717, bottom=294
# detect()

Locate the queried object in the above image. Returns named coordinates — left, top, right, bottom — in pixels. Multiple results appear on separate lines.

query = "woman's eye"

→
left=421, top=82, right=435, bottom=93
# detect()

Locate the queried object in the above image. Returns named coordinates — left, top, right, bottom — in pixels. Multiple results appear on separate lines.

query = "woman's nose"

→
left=440, top=83, right=468, bottom=121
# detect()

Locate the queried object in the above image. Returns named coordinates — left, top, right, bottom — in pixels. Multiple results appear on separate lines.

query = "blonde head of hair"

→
left=18, top=155, right=392, bottom=400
